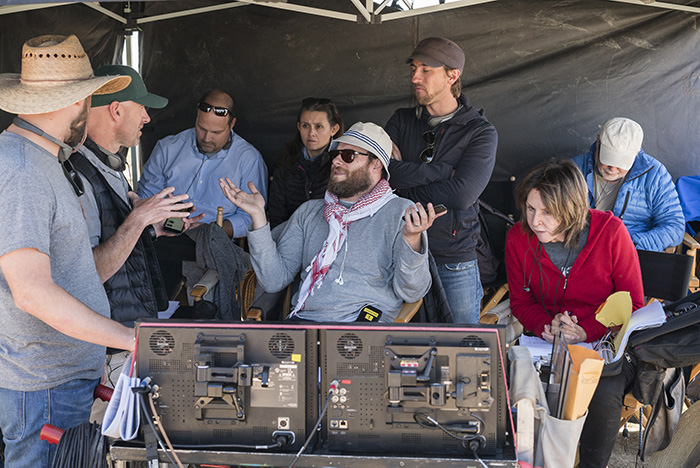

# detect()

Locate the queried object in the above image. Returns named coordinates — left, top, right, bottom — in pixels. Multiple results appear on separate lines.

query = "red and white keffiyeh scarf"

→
left=290, top=179, right=397, bottom=316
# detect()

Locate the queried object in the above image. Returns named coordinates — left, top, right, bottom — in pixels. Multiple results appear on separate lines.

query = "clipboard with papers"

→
left=519, top=292, right=668, bottom=422
left=594, top=292, right=667, bottom=364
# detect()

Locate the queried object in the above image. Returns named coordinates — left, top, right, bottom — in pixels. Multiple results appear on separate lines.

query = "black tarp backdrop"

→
left=1, top=0, right=700, bottom=218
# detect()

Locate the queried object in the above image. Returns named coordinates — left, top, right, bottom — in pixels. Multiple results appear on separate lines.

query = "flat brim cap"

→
left=335, top=122, right=392, bottom=180
left=91, top=64, right=168, bottom=109
left=406, top=37, right=465, bottom=72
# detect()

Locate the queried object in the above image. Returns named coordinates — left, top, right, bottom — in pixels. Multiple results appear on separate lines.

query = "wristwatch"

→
left=146, top=225, right=157, bottom=240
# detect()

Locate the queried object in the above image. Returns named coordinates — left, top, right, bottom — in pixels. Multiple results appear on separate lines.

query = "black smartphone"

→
left=433, top=204, right=447, bottom=214
left=163, top=207, right=193, bottom=235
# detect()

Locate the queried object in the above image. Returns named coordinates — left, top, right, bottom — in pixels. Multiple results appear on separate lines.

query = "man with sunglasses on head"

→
left=138, top=89, right=267, bottom=238
left=220, top=122, right=442, bottom=323
left=385, top=37, right=498, bottom=324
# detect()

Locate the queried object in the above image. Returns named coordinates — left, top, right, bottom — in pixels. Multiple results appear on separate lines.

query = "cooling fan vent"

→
left=337, top=333, right=363, bottom=359
left=149, top=330, right=175, bottom=356
left=460, top=335, right=487, bottom=348
left=268, top=333, right=295, bottom=359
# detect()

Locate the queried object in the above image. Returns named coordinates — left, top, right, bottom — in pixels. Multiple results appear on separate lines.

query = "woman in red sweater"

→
left=506, top=158, right=645, bottom=468
left=506, top=158, right=644, bottom=343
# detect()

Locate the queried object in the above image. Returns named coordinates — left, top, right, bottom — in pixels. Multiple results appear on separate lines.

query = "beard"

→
left=65, top=100, right=89, bottom=148
left=328, top=164, right=373, bottom=199
left=414, top=86, right=435, bottom=107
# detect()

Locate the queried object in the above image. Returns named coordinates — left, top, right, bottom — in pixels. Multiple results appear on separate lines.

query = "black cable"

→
left=51, top=421, right=107, bottom=468
left=183, top=156, right=206, bottom=195
left=137, top=392, right=180, bottom=467
left=167, top=440, right=285, bottom=450
left=287, top=380, right=338, bottom=468
left=536, top=242, right=550, bottom=313
left=469, top=439, right=488, bottom=468
left=551, top=246, right=573, bottom=317
left=139, top=387, right=290, bottom=453
left=413, top=412, right=484, bottom=441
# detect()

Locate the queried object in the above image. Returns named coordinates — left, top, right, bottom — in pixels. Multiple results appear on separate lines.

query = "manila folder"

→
left=563, top=344, right=604, bottom=421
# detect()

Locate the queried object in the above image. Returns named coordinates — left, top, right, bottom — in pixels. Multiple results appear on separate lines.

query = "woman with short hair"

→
left=506, top=158, right=643, bottom=344
left=505, top=158, right=644, bottom=468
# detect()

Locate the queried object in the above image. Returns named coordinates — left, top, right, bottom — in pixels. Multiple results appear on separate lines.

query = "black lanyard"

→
left=12, top=117, right=84, bottom=196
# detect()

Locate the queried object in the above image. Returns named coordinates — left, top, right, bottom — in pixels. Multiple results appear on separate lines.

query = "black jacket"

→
left=71, top=140, right=167, bottom=326
left=267, top=145, right=332, bottom=228
left=386, top=95, right=497, bottom=264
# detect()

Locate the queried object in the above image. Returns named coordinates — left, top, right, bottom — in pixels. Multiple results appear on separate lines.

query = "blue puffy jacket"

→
left=571, top=143, right=684, bottom=252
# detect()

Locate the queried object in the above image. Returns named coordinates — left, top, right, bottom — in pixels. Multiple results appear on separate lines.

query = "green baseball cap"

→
left=91, top=64, right=168, bottom=109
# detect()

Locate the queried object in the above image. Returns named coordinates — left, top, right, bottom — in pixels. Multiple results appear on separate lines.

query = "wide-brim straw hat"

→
left=0, top=35, right=131, bottom=115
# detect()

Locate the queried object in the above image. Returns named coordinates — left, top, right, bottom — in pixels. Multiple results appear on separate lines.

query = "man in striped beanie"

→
left=221, top=122, right=445, bottom=322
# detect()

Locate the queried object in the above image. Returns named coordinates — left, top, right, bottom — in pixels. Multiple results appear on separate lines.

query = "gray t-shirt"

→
left=0, top=131, right=110, bottom=391
left=593, top=172, right=625, bottom=212
left=542, top=225, right=590, bottom=277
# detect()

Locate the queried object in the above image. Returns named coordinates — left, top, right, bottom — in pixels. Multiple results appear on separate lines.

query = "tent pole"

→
left=608, top=0, right=700, bottom=14
left=380, top=0, right=497, bottom=22
left=82, top=2, right=126, bottom=23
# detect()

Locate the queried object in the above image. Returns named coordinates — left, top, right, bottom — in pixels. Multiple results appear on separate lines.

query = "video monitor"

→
left=320, top=324, right=508, bottom=457
left=135, top=321, right=317, bottom=452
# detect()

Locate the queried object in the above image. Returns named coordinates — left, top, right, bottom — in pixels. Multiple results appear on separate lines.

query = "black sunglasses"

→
left=329, top=149, right=371, bottom=164
left=197, top=101, right=231, bottom=117
left=61, top=159, right=84, bottom=197
left=420, top=130, right=436, bottom=163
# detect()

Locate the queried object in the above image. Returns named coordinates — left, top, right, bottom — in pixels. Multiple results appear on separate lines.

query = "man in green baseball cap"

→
left=68, top=66, right=203, bottom=421
left=71, top=63, right=205, bottom=322
left=91, top=64, right=169, bottom=109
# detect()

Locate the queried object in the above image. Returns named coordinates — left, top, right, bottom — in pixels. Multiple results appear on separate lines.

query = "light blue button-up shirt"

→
left=137, top=128, right=268, bottom=237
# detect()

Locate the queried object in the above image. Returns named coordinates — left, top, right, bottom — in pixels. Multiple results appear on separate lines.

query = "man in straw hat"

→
left=0, top=35, right=134, bottom=467
left=220, top=122, right=443, bottom=323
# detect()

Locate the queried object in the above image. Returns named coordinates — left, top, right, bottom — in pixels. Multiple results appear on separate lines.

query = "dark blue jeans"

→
left=0, top=378, right=99, bottom=468
left=436, top=259, right=483, bottom=324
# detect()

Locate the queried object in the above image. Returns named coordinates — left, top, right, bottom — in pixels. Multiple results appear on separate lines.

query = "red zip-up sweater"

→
left=506, top=209, right=644, bottom=342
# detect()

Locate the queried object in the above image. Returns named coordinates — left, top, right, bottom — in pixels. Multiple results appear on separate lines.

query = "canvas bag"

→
left=509, top=346, right=587, bottom=468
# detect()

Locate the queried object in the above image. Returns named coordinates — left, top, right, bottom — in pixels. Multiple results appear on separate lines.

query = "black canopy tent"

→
left=1, top=0, right=700, bottom=215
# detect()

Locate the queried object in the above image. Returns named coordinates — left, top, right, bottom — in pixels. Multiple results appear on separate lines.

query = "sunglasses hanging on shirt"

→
left=12, top=117, right=84, bottom=196
left=420, top=130, right=436, bottom=163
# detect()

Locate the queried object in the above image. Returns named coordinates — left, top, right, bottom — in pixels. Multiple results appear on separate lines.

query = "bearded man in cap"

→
left=221, top=122, right=441, bottom=322
left=571, top=117, right=684, bottom=252
left=0, top=35, right=134, bottom=467
left=69, top=65, right=205, bottom=422
left=385, top=37, right=498, bottom=324
left=71, top=65, right=202, bottom=328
